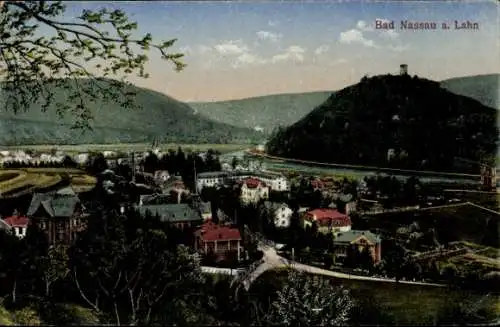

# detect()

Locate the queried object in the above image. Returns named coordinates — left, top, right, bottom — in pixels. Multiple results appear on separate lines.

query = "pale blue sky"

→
left=59, top=1, right=499, bottom=101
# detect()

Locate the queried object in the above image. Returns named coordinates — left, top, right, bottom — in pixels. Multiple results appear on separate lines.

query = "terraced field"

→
left=0, top=168, right=96, bottom=198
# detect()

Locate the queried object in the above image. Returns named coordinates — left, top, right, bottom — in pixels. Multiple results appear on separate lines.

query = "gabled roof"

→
left=3, top=215, right=29, bottom=227
left=198, top=221, right=241, bottom=242
left=334, top=230, right=381, bottom=244
left=27, top=187, right=81, bottom=218
left=137, top=203, right=203, bottom=223
left=243, top=178, right=265, bottom=189
left=263, top=201, right=289, bottom=212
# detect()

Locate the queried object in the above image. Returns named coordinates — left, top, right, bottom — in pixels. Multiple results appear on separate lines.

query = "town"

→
left=0, top=0, right=498, bottom=325
left=0, top=143, right=498, bottom=293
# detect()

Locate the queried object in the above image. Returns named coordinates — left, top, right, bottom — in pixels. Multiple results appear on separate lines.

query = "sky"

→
left=60, top=0, right=499, bottom=102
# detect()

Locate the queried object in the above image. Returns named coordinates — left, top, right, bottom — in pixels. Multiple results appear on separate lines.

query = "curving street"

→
left=233, top=230, right=446, bottom=291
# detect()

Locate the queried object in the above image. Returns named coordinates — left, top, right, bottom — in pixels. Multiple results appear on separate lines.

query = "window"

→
left=17, top=227, right=23, bottom=235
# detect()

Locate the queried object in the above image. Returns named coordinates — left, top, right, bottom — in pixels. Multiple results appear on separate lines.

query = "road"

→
left=234, top=232, right=445, bottom=291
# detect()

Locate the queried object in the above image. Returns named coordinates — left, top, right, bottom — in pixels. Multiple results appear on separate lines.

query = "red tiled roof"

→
left=199, top=222, right=241, bottom=241
left=3, top=215, right=29, bottom=227
left=243, top=177, right=266, bottom=189
left=305, top=209, right=351, bottom=227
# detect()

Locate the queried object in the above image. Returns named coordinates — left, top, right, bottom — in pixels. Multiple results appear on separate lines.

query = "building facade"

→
left=196, top=170, right=289, bottom=193
left=194, top=221, right=243, bottom=262
left=27, top=187, right=88, bottom=245
left=303, top=208, right=352, bottom=234
left=1, top=211, right=29, bottom=239
left=333, top=230, right=382, bottom=264
left=262, top=201, right=293, bottom=228
left=240, top=178, right=269, bottom=205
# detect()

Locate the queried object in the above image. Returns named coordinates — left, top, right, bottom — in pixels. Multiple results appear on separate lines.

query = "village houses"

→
left=262, top=201, right=293, bottom=228
left=240, top=178, right=269, bottom=205
left=302, top=208, right=352, bottom=234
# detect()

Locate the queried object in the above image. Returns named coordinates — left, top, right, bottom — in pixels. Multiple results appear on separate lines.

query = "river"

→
left=220, top=150, right=481, bottom=185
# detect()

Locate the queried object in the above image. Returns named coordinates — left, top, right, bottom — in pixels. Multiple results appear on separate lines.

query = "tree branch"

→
left=72, top=268, right=100, bottom=313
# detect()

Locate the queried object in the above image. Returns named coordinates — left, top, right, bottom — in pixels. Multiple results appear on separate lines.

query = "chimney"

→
left=400, top=64, right=408, bottom=75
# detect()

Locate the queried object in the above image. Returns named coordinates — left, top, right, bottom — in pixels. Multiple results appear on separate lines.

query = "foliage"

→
left=68, top=208, right=207, bottom=325
left=263, top=270, right=354, bottom=326
left=0, top=78, right=261, bottom=145
left=190, top=91, right=332, bottom=133
left=267, top=74, right=498, bottom=173
left=39, top=244, right=69, bottom=297
left=0, top=1, right=184, bottom=128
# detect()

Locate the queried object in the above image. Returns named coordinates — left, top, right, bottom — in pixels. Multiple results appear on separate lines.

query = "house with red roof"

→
left=1, top=210, right=29, bottom=239
left=303, top=208, right=352, bottom=234
left=240, top=177, right=269, bottom=205
left=194, top=221, right=243, bottom=262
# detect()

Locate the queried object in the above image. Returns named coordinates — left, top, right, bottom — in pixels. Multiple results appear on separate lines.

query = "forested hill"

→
left=0, top=79, right=262, bottom=146
left=266, top=74, right=498, bottom=173
left=189, top=91, right=332, bottom=133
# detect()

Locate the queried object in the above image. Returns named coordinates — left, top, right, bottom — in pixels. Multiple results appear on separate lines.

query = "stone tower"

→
left=400, top=64, right=408, bottom=75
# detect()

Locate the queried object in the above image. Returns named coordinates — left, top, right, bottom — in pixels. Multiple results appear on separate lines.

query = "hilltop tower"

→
left=400, top=64, right=408, bottom=75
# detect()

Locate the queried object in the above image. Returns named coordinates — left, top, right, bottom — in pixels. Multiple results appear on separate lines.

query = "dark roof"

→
left=334, top=230, right=381, bottom=244
left=137, top=203, right=202, bottom=223
left=27, top=187, right=81, bottom=218
left=263, top=201, right=289, bottom=212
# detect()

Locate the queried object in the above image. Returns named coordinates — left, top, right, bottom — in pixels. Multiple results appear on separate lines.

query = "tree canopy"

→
left=0, top=1, right=185, bottom=128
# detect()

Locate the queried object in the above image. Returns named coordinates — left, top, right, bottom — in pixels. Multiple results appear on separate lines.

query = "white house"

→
left=240, top=178, right=269, bottom=205
left=263, top=201, right=293, bottom=228
left=196, top=171, right=229, bottom=193
left=196, top=170, right=289, bottom=193
left=1, top=211, right=29, bottom=239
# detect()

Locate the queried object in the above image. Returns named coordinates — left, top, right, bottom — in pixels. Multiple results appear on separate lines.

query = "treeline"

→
left=1, top=156, right=78, bottom=169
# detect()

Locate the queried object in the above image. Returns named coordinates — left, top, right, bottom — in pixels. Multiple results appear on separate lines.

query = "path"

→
left=232, top=228, right=446, bottom=291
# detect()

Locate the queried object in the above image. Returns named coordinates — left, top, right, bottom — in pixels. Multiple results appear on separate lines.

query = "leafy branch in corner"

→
left=0, top=1, right=186, bottom=129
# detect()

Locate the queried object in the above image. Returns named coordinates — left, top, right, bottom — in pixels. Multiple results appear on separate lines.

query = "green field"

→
left=252, top=269, right=499, bottom=325
left=0, top=168, right=96, bottom=198
left=3, top=143, right=249, bottom=154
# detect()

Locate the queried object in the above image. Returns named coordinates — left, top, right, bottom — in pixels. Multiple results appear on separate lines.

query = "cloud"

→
left=356, top=20, right=374, bottom=32
left=232, top=52, right=268, bottom=68
left=268, top=20, right=279, bottom=27
left=314, top=44, right=329, bottom=55
left=339, top=29, right=376, bottom=47
left=256, top=30, right=282, bottom=42
left=388, top=44, right=410, bottom=52
left=272, top=45, right=306, bottom=63
left=214, top=40, right=249, bottom=55
left=381, top=29, right=399, bottom=39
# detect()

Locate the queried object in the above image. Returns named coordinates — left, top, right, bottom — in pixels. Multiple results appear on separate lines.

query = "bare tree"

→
left=0, top=1, right=185, bottom=128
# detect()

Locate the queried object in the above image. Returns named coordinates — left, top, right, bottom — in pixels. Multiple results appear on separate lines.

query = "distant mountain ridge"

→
left=440, top=74, right=499, bottom=110
left=0, top=79, right=262, bottom=146
left=189, top=91, right=332, bottom=134
left=189, top=74, right=499, bottom=133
